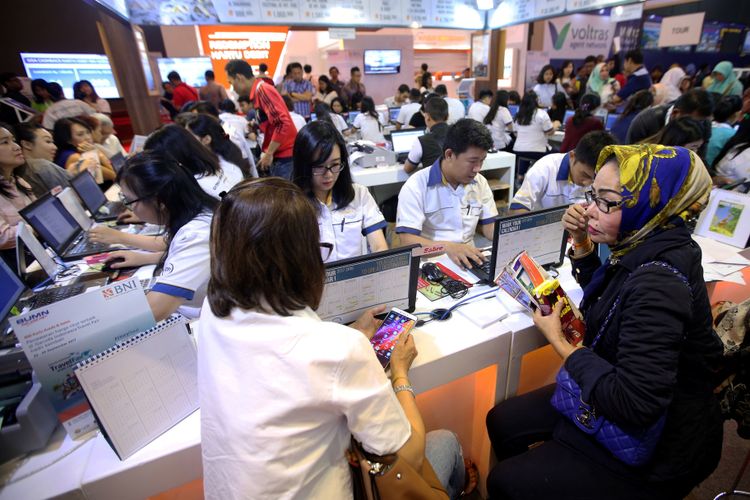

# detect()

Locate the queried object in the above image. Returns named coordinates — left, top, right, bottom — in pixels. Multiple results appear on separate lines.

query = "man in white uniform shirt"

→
left=467, top=90, right=493, bottom=122
left=395, top=88, right=423, bottom=129
left=397, top=119, right=497, bottom=267
left=510, top=131, right=616, bottom=213
left=435, top=84, right=466, bottom=125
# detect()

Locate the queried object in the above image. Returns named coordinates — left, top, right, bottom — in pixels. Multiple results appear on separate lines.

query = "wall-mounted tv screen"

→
left=742, top=31, right=750, bottom=54
left=157, top=57, right=212, bottom=88
left=20, top=53, right=120, bottom=99
left=364, top=50, right=401, bottom=75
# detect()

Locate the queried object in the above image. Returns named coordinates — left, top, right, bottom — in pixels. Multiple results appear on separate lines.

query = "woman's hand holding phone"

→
left=389, top=332, right=417, bottom=381
left=351, top=305, right=387, bottom=340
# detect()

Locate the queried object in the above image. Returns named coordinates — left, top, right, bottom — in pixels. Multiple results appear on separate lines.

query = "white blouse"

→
left=198, top=305, right=411, bottom=500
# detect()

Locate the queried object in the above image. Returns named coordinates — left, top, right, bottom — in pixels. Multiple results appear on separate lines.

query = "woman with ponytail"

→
left=560, top=93, right=604, bottom=153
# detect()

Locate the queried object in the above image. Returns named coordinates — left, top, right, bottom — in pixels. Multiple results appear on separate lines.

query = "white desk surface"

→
left=351, top=151, right=516, bottom=188
left=0, top=251, right=542, bottom=500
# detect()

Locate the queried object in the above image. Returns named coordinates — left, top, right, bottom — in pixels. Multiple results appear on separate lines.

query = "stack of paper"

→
left=693, top=235, right=749, bottom=285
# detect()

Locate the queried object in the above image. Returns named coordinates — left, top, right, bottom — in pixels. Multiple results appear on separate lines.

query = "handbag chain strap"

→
left=590, top=261, right=691, bottom=350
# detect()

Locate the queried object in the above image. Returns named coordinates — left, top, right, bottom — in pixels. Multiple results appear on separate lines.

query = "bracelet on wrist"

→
left=572, top=237, right=592, bottom=249
left=393, top=384, right=415, bottom=397
left=391, top=375, right=409, bottom=386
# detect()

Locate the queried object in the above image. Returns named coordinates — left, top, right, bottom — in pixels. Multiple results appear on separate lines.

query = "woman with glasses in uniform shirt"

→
left=292, top=121, right=388, bottom=262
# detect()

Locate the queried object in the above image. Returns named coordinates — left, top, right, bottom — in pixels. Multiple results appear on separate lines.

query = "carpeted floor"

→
left=687, top=421, right=750, bottom=500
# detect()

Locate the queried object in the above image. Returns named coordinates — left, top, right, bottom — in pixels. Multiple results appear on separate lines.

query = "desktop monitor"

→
left=388, top=107, right=401, bottom=122
left=508, top=105, right=519, bottom=118
left=493, top=206, right=569, bottom=278
left=19, top=194, right=81, bottom=256
left=0, top=259, right=25, bottom=321
left=390, top=129, right=425, bottom=154
left=364, top=50, right=401, bottom=75
left=70, top=171, right=107, bottom=214
left=20, top=52, right=120, bottom=99
left=156, top=57, right=212, bottom=88
left=606, top=113, right=620, bottom=131
left=315, top=246, right=420, bottom=324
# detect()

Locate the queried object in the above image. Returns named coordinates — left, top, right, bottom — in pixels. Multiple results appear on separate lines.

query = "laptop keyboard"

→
left=69, top=234, right=109, bottom=256
left=23, top=283, right=87, bottom=309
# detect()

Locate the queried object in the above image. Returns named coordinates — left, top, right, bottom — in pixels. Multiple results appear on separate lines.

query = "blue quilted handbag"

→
left=550, top=261, right=689, bottom=467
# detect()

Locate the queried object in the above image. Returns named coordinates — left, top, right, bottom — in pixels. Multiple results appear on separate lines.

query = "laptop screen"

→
left=508, top=105, right=519, bottom=118
left=347, top=111, right=361, bottom=125
left=70, top=171, right=107, bottom=214
left=563, top=109, right=575, bottom=125
left=493, top=206, right=569, bottom=277
left=0, top=259, right=25, bottom=321
left=109, top=152, right=126, bottom=173
left=388, top=107, right=401, bottom=121
left=316, top=246, right=420, bottom=324
left=606, top=114, right=619, bottom=130
left=390, top=129, right=425, bottom=154
left=20, top=195, right=81, bottom=255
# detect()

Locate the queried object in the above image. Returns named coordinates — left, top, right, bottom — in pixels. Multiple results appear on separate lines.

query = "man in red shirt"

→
left=225, top=60, right=297, bottom=179
left=167, top=71, right=199, bottom=111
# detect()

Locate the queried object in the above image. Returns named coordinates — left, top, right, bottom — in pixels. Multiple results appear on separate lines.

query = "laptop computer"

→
left=346, top=111, right=361, bottom=126
left=19, top=194, right=111, bottom=262
left=390, top=128, right=425, bottom=164
left=606, top=113, right=620, bottom=131
left=0, top=258, right=89, bottom=317
left=69, top=171, right=125, bottom=222
left=109, top=152, right=126, bottom=174
left=388, top=106, right=401, bottom=123
left=468, top=205, right=569, bottom=283
left=561, top=109, right=575, bottom=129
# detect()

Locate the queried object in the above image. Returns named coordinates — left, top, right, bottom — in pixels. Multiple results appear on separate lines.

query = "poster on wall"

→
left=526, top=51, right=551, bottom=90
left=641, top=17, right=661, bottom=50
left=472, top=32, right=490, bottom=80
left=543, top=13, right=615, bottom=59
left=197, top=25, right=288, bottom=89
left=697, top=22, right=722, bottom=52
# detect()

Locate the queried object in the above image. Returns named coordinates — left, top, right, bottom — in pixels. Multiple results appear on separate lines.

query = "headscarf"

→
left=653, top=67, right=685, bottom=105
left=708, top=61, right=742, bottom=96
left=595, top=144, right=712, bottom=258
left=586, top=63, right=612, bottom=95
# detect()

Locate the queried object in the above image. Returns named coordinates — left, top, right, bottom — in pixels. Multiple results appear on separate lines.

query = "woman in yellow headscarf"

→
left=486, top=145, right=723, bottom=499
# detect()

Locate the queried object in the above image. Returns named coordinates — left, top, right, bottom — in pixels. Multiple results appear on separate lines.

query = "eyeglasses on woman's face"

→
left=584, top=188, right=630, bottom=214
left=118, top=191, right=152, bottom=209
left=311, top=160, right=345, bottom=176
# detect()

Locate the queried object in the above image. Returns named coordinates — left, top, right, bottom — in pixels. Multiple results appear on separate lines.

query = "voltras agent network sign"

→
left=545, top=13, right=614, bottom=58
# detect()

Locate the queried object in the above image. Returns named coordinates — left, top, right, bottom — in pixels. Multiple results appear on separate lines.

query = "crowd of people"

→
left=0, top=49, right=745, bottom=499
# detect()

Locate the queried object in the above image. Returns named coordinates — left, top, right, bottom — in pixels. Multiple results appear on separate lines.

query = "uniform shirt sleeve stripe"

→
left=362, top=220, right=388, bottom=236
left=395, top=226, right=421, bottom=235
left=151, top=283, right=195, bottom=300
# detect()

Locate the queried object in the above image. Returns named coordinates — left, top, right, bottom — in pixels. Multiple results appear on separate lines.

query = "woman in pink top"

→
left=0, top=123, right=35, bottom=265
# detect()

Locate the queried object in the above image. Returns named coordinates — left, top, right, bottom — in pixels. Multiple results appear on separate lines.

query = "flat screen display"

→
left=20, top=53, right=120, bottom=99
left=364, top=50, right=401, bottom=75
left=157, top=57, right=212, bottom=88
left=744, top=31, right=750, bottom=53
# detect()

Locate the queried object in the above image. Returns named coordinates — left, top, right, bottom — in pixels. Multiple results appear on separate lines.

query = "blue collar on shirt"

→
left=427, top=158, right=444, bottom=187
left=556, top=153, right=571, bottom=182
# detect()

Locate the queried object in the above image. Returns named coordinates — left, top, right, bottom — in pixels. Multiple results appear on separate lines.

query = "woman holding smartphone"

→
left=292, top=121, right=388, bottom=262
left=199, top=177, right=468, bottom=499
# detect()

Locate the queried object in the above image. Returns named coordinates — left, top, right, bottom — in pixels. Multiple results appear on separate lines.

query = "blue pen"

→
left=340, top=217, right=345, bottom=232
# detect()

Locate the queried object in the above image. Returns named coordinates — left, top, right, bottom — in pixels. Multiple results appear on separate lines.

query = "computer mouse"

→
left=102, top=257, right=126, bottom=273
left=421, top=262, right=445, bottom=283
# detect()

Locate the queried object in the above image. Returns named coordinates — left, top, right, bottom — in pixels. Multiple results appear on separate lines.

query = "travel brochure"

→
left=496, top=251, right=586, bottom=345
left=10, top=278, right=155, bottom=438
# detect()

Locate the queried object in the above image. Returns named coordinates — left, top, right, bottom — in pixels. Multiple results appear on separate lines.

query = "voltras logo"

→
left=549, top=21, right=571, bottom=50
left=549, top=19, right=611, bottom=51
